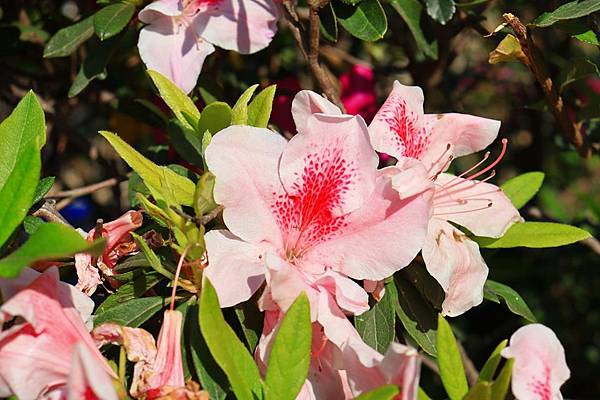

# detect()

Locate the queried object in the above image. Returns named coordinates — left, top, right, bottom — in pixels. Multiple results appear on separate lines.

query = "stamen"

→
left=464, top=138, right=508, bottom=182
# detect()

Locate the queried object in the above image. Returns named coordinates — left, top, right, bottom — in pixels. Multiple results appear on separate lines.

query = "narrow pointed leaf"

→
left=355, top=282, right=396, bottom=353
left=436, top=315, right=468, bottom=400
left=94, top=2, right=135, bottom=41
left=475, top=222, right=591, bottom=248
left=477, top=339, right=508, bottom=382
left=533, top=0, right=600, bottom=27
left=247, top=85, right=277, bottom=128
left=501, top=172, right=544, bottom=209
left=335, top=0, right=387, bottom=41
left=354, top=385, right=399, bottom=400
left=484, top=281, right=536, bottom=322
left=231, top=84, right=259, bottom=125
left=464, top=381, right=492, bottom=400
left=490, top=359, right=513, bottom=400
left=148, top=70, right=201, bottom=129
left=44, top=16, right=94, bottom=58
left=32, top=176, right=55, bottom=204
left=94, top=296, right=165, bottom=327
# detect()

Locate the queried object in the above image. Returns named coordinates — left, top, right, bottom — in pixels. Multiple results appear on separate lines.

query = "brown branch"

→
left=502, top=13, right=591, bottom=158
left=282, top=0, right=343, bottom=109
left=50, top=176, right=128, bottom=199
left=32, top=200, right=72, bottom=226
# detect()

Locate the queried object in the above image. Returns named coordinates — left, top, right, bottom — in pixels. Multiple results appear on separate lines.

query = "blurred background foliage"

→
left=0, top=0, right=598, bottom=397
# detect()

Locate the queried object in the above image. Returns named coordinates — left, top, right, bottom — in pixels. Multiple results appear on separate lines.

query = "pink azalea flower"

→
left=340, top=64, right=378, bottom=123
left=138, top=0, right=279, bottom=93
left=0, top=268, right=118, bottom=400
left=75, top=210, right=143, bottom=295
left=369, top=81, right=522, bottom=316
left=501, top=324, right=570, bottom=400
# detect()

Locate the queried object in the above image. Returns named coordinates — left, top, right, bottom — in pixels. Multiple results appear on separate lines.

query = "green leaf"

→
left=484, top=280, right=536, bottom=322
left=132, top=232, right=174, bottom=279
left=335, top=0, right=387, bottom=41
left=94, top=296, right=165, bottom=327
left=0, top=223, right=105, bottom=278
left=436, top=315, right=468, bottom=400
left=23, top=216, right=44, bottom=235
left=425, top=0, right=456, bottom=25
left=247, top=85, right=277, bottom=128
left=354, top=384, right=400, bottom=400
left=194, top=172, right=217, bottom=217
left=474, top=222, right=591, bottom=248
left=490, top=359, right=513, bottom=400
left=558, top=58, right=599, bottom=92
left=187, top=301, right=229, bottom=400
left=500, top=171, right=544, bottom=209
left=320, top=3, right=339, bottom=42
left=69, top=37, right=118, bottom=97
left=533, top=0, right=600, bottom=28
left=478, top=340, right=508, bottom=382
left=573, top=29, right=599, bottom=45
left=199, top=279, right=263, bottom=400
left=197, top=102, right=233, bottom=134
left=464, top=381, right=492, bottom=400
left=265, top=294, right=311, bottom=400
left=100, top=131, right=196, bottom=206
left=231, top=84, right=259, bottom=125
left=32, top=176, right=55, bottom=204
left=393, top=275, right=438, bottom=356
left=417, top=387, right=432, bottom=400
left=148, top=70, right=201, bottom=129
left=389, top=0, right=437, bottom=59
left=234, top=301, right=263, bottom=353
left=96, top=271, right=163, bottom=313
left=94, top=2, right=135, bottom=41
left=44, top=16, right=94, bottom=58
left=355, top=283, right=396, bottom=353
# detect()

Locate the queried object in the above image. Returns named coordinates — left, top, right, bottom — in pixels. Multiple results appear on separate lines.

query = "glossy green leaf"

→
left=559, top=58, right=599, bottom=92
left=265, top=294, right=311, bottom=400
left=32, top=176, right=55, bottom=204
left=393, top=276, right=438, bottom=356
left=199, top=279, right=263, bottom=400
left=533, top=0, right=600, bottom=28
left=132, top=232, right=174, bottom=279
left=197, top=102, right=232, bottom=134
left=247, top=85, right=277, bottom=128
left=23, top=216, right=44, bottom=235
left=94, top=296, right=165, bottom=327
left=69, top=36, right=118, bottom=97
left=478, top=339, right=508, bottom=382
left=335, top=0, right=387, bottom=41
left=464, top=381, right=492, bottom=400
left=0, top=223, right=105, bottom=278
left=355, top=283, right=396, bottom=353
left=100, top=131, right=196, bottom=206
left=425, top=0, right=456, bottom=25
left=148, top=70, right=201, bottom=129
left=231, top=84, right=259, bottom=125
left=96, top=271, right=163, bottom=313
left=436, top=315, right=468, bottom=400
left=475, top=222, right=591, bottom=248
left=389, top=0, right=438, bottom=59
left=484, top=280, right=536, bottom=322
left=44, top=16, right=94, bottom=58
left=501, top=171, right=544, bottom=209
left=94, top=2, right=135, bottom=41
left=320, top=3, right=339, bottom=42
left=354, top=384, right=399, bottom=400
left=490, top=359, right=514, bottom=400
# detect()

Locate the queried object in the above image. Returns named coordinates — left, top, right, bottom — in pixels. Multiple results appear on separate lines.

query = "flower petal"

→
left=369, top=81, right=427, bottom=160
left=138, top=0, right=182, bottom=21
left=433, top=173, right=522, bottom=238
left=204, top=230, right=267, bottom=307
left=422, top=219, right=488, bottom=317
left=67, top=344, right=118, bottom=400
left=306, top=174, right=430, bottom=281
left=315, top=270, right=369, bottom=316
left=145, top=310, right=185, bottom=392
left=501, top=324, right=570, bottom=400
left=205, top=126, right=287, bottom=246
left=138, top=18, right=215, bottom=94
left=194, top=0, right=278, bottom=54
left=291, top=90, right=342, bottom=133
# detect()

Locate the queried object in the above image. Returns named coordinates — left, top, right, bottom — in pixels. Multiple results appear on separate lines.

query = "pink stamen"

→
left=464, top=138, right=508, bottom=182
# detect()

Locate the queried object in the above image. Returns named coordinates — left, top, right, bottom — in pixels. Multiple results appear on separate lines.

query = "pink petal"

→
left=204, top=230, right=267, bottom=307
left=385, top=159, right=433, bottom=200
left=421, top=113, right=500, bottom=171
left=306, top=173, right=430, bottom=281
left=315, top=270, right=369, bottom=315
left=369, top=81, right=427, bottom=160
left=291, top=90, right=342, bottom=133
left=501, top=324, right=570, bottom=400
left=74, top=253, right=102, bottom=296
left=279, top=113, right=378, bottom=217
left=146, top=310, right=185, bottom=391
left=67, top=344, right=118, bottom=400
left=433, top=173, right=522, bottom=238
left=138, top=17, right=215, bottom=94
left=193, top=0, right=279, bottom=54
left=205, top=126, right=287, bottom=247
left=138, top=0, right=182, bottom=21
left=421, top=219, right=488, bottom=317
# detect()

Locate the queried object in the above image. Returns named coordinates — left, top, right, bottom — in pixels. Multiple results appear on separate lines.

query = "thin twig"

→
left=458, top=341, right=479, bottom=386
left=50, top=176, right=128, bottom=199
left=32, top=200, right=72, bottom=226
left=502, top=13, right=591, bottom=158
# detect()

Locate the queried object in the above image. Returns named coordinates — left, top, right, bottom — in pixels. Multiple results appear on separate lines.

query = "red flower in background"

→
left=340, top=64, right=377, bottom=123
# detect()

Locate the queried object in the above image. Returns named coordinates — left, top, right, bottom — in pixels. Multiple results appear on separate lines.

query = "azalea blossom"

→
left=501, top=324, right=570, bottom=400
left=0, top=268, right=118, bottom=400
left=340, top=64, right=378, bottom=123
left=369, top=81, right=522, bottom=316
left=94, top=310, right=207, bottom=399
left=138, top=0, right=279, bottom=93
left=75, top=210, right=143, bottom=295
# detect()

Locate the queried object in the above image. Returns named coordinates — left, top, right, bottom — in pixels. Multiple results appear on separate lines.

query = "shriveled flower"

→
left=75, top=210, right=143, bottom=295
left=369, top=81, right=522, bottom=316
left=138, top=0, right=279, bottom=93
left=501, top=324, right=570, bottom=400
left=0, top=268, right=118, bottom=400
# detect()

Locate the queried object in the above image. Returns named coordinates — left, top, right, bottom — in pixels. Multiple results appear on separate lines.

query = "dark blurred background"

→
left=0, top=0, right=598, bottom=397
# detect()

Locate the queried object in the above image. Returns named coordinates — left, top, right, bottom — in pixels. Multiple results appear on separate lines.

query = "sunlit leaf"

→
left=437, top=315, right=468, bottom=400
left=335, top=0, right=387, bottom=41
left=464, top=381, right=492, bottom=400
left=354, top=384, right=400, bottom=400
left=475, top=222, right=591, bottom=248
left=247, top=85, right=277, bottom=128
left=500, top=171, right=544, bottom=209
left=197, top=102, right=232, bottom=134
left=148, top=70, right=201, bottom=129
left=231, top=84, right=259, bottom=125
